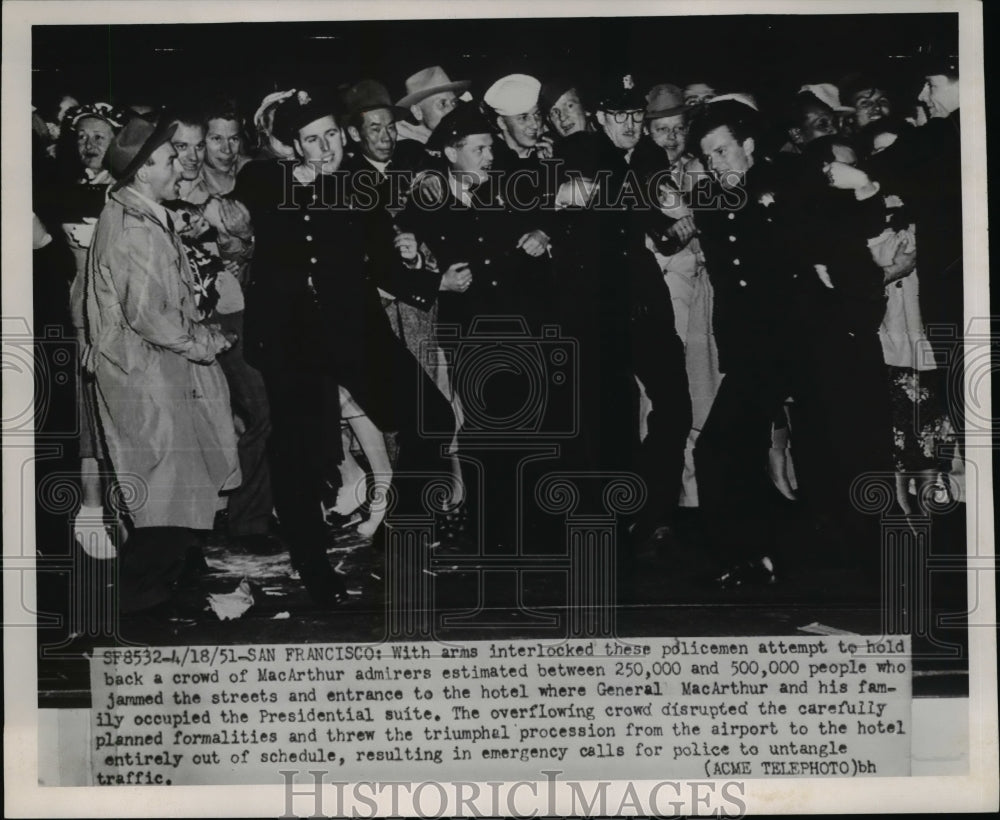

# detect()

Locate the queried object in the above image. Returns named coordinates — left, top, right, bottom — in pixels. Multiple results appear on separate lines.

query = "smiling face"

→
left=548, top=88, right=589, bottom=137
left=75, top=116, right=115, bottom=171
left=849, top=87, right=891, bottom=129
left=171, top=123, right=206, bottom=181
left=647, top=113, right=687, bottom=162
left=499, top=107, right=542, bottom=152
left=204, top=117, right=242, bottom=172
left=918, top=74, right=959, bottom=118
left=295, top=114, right=345, bottom=174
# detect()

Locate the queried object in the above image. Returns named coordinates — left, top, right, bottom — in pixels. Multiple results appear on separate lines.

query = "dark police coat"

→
left=694, top=161, right=799, bottom=376
left=233, top=159, right=419, bottom=378
left=401, top=181, right=554, bottom=336
left=340, top=151, right=442, bottom=311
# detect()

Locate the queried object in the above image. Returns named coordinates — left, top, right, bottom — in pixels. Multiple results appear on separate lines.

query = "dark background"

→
left=31, top=14, right=957, bottom=118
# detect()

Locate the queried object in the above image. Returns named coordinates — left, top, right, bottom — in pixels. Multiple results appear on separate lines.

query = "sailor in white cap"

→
left=483, top=73, right=553, bottom=161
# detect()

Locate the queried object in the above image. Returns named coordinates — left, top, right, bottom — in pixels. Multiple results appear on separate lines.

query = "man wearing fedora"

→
left=341, top=78, right=442, bottom=316
left=393, top=65, right=471, bottom=171
left=84, top=114, right=241, bottom=619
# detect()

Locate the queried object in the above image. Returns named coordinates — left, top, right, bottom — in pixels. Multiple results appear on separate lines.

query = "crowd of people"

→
left=30, top=50, right=964, bottom=620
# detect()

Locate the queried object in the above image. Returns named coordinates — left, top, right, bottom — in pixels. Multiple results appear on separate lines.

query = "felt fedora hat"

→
left=105, top=113, right=178, bottom=192
left=396, top=66, right=471, bottom=109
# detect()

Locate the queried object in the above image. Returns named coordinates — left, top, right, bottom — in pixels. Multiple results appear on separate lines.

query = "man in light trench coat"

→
left=84, top=114, right=241, bottom=616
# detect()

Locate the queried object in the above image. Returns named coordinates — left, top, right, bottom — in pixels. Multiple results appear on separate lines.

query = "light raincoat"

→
left=83, top=186, right=240, bottom=529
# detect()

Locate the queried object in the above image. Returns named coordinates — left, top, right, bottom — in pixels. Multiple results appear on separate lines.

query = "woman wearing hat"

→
left=44, top=102, right=131, bottom=559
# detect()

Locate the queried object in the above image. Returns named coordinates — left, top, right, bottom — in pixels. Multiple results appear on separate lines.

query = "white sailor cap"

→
left=483, top=73, right=542, bottom=117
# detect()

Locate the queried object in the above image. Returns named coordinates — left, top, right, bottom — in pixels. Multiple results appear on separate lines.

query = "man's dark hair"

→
left=169, top=108, right=206, bottom=133
left=202, top=98, right=242, bottom=128
left=838, top=73, right=885, bottom=105
left=686, top=99, right=760, bottom=152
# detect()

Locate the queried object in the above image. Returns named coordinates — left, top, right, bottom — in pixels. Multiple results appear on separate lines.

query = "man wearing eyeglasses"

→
left=591, top=72, right=647, bottom=205
left=597, top=81, right=645, bottom=161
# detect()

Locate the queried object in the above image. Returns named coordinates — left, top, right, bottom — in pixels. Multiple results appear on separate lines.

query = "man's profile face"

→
left=352, top=108, right=397, bottom=162
left=548, top=89, right=588, bottom=137
left=700, top=124, right=753, bottom=188
left=171, top=123, right=206, bottom=181
left=446, top=133, right=493, bottom=187
left=75, top=116, right=115, bottom=171
left=416, top=91, right=458, bottom=131
left=918, top=74, right=959, bottom=118
left=142, top=142, right=182, bottom=202
left=204, top=117, right=242, bottom=171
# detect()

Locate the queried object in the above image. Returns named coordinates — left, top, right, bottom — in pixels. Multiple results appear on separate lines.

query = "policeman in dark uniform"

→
left=548, top=132, right=690, bottom=549
left=402, top=103, right=555, bottom=553
left=403, top=102, right=554, bottom=338
left=688, top=100, right=800, bottom=586
left=235, top=94, right=455, bottom=607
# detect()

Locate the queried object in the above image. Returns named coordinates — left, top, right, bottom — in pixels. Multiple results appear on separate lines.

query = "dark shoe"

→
left=213, top=509, right=230, bottom=534
left=230, top=532, right=287, bottom=556
left=715, top=556, right=778, bottom=590
left=297, top=557, right=347, bottom=609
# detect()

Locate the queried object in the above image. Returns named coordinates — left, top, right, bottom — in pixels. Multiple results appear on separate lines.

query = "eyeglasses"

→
left=609, top=110, right=644, bottom=124
left=655, top=125, right=688, bottom=138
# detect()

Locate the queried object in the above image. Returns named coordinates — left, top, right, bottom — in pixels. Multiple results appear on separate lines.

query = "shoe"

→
left=73, top=505, right=117, bottom=560
left=213, top=508, right=230, bottom=534
left=230, top=532, right=287, bottom=556
left=297, top=556, right=347, bottom=609
left=715, top=556, right=777, bottom=590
